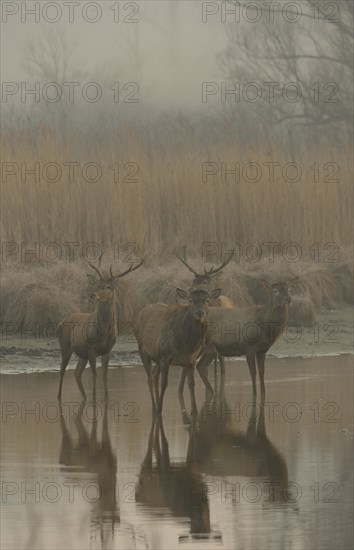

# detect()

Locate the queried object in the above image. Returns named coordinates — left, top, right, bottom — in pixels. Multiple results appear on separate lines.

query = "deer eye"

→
left=273, top=289, right=279, bottom=294
left=106, top=285, right=111, bottom=289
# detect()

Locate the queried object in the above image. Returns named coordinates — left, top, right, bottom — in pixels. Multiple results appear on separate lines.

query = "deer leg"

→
left=186, top=363, right=198, bottom=417
left=218, top=367, right=226, bottom=403
left=141, top=352, right=156, bottom=413
left=246, top=397, right=257, bottom=444
left=256, top=351, right=266, bottom=396
left=153, top=363, right=160, bottom=405
left=178, top=369, right=190, bottom=425
left=196, top=348, right=216, bottom=398
left=57, top=349, right=72, bottom=400
left=74, top=358, right=88, bottom=400
left=88, top=351, right=97, bottom=399
left=74, top=398, right=89, bottom=447
left=178, top=368, right=187, bottom=396
left=58, top=404, right=72, bottom=465
left=213, top=356, right=218, bottom=387
left=101, top=353, right=110, bottom=399
left=158, top=417, right=170, bottom=472
left=186, top=416, right=197, bottom=464
left=246, top=352, right=257, bottom=397
left=156, top=362, right=170, bottom=416
left=219, top=354, right=226, bottom=378
left=88, top=394, right=98, bottom=454
left=257, top=398, right=266, bottom=440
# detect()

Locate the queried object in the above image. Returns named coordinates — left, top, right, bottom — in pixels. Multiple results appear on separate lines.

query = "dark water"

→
left=1, top=355, right=353, bottom=549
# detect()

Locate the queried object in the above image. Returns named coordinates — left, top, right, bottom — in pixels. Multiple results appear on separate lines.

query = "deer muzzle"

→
left=194, top=310, right=206, bottom=321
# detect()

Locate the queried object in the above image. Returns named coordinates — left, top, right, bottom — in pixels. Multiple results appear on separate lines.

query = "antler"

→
left=87, top=249, right=104, bottom=279
left=176, top=245, right=200, bottom=276
left=111, top=257, right=145, bottom=279
left=203, top=252, right=234, bottom=277
left=177, top=245, right=234, bottom=279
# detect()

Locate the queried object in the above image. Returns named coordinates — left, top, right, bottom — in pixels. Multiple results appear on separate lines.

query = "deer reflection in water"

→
left=135, top=416, right=222, bottom=543
left=189, top=377, right=297, bottom=508
left=58, top=398, right=119, bottom=548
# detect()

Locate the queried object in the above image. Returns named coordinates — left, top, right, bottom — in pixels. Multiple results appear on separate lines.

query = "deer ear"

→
left=260, top=279, right=270, bottom=290
left=210, top=288, right=222, bottom=300
left=87, top=274, right=98, bottom=285
left=176, top=288, right=188, bottom=300
left=287, top=277, right=299, bottom=291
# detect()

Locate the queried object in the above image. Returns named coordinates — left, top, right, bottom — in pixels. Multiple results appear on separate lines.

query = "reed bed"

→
left=1, top=129, right=352, bottom=333
left=1, top=130, right=352, bottom=256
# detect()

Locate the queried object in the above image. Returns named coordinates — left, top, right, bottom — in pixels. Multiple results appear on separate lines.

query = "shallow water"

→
left=1, top=355, right=353, bottom=550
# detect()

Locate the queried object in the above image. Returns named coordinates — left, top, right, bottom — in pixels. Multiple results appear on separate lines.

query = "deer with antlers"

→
left=134, top=286, right=221, bottom=417
left=177, top=246, right=234, bottom=308
left=57, top=253, right=144, bottom=400
left=176, top=247, right=234, bottom=397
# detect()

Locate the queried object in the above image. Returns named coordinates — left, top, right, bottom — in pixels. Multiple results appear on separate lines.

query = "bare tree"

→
left=219, top=0, right=353, bottom=144
left=20, top=28, right=85, bottom=142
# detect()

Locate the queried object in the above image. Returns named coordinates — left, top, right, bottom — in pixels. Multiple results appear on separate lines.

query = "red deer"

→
left=176, top=247, right=234, bottom=396
left=176, top=245, right=234, bottom=307
left=196, top=279, right=298, bottom=397
left=134, top=286, right=221, bottom=416
left=57, top=255, right=144, bottom=400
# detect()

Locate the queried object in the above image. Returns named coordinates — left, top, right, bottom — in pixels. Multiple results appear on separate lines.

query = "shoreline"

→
left=1, top=305, right=352, bottom=374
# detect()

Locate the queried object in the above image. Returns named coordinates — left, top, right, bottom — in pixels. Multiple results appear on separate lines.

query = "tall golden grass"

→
left=1, top=129, right=352, bottom=256
left=1, top=129, right=353, bottom=333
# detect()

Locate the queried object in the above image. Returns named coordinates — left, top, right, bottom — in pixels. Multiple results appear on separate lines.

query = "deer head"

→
left=86, top=251, right=144, bottom=302
left=176, top=287, right=222, bottom=322
left=260, top=278, right=299, bottom=307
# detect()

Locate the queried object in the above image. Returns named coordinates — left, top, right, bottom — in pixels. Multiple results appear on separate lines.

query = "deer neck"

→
left=94, top=298, right=116, bottom=331
left=260, top=302, right=289, bottom=339
left=183, top=310, right=207, bottom=348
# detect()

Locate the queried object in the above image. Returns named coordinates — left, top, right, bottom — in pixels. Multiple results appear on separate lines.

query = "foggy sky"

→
left=2, top=1, right=230, bottom=109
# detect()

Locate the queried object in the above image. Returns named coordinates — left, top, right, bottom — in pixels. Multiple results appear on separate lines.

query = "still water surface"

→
left=1, top=356, right=353, bottom=549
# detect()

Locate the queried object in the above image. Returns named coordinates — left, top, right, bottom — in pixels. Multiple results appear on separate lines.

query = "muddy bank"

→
left=0, top=306, right=352, bottom=374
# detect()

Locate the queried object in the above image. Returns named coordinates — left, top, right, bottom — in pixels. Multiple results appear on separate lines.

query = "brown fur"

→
left=197, top=280, right=297, bottom=397
left=213, top=294, right=234, bottom=308
left=134, top=287, right=221, bottom=415
left=57, top=259, right=144, bottom=400
left=177, top=251, right=234, bottom=396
